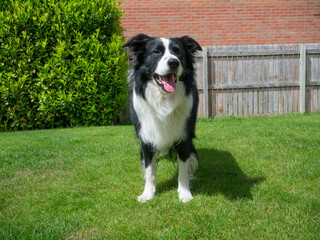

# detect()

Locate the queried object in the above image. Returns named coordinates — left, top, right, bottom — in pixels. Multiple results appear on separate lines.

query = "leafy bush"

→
left=0, top=0, right=128, bottom=131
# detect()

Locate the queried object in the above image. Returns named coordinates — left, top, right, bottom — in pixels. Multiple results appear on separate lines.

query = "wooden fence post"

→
left=299, top=44, right=306, bottom=114
left=202, top=47, right=209, bottom=118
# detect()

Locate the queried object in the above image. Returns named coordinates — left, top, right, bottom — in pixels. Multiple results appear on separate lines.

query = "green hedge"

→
left=0, top=0, right=128, bottom=131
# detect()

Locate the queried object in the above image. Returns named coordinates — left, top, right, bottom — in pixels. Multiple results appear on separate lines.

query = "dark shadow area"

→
left=158, top=148, right=265, bottom=200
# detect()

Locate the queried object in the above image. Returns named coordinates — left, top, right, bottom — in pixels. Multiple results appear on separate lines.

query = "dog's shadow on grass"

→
left=158, top=148, right=265, bottom=200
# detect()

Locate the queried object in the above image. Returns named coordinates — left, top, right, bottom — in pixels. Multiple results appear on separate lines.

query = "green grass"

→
left=1, top=113, right=319, bottom=239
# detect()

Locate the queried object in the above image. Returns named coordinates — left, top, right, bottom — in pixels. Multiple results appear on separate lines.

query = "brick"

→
left=120, top=0, right=320, bottom=45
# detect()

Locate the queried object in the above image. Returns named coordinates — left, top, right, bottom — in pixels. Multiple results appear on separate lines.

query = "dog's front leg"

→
left=176, top=142, right=198, bottom=203
left=178, top=158, right=194, bottom=202
left=138, top=143, right=156, bottom=203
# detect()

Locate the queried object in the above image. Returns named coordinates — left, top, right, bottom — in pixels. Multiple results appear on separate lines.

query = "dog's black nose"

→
left=168, top=58, right=179, bottom=70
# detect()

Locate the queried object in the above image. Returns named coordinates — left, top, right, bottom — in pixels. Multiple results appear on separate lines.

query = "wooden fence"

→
left=195, top=43, right=320, bottom=117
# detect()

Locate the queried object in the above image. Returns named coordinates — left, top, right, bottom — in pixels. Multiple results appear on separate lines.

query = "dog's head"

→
left=122, top=34, right=201, bottom=93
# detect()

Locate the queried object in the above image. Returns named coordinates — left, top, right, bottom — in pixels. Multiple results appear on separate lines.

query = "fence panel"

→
left=197, top=43, right=320, bottom=117
left=306, top=44, right=320, bottom=113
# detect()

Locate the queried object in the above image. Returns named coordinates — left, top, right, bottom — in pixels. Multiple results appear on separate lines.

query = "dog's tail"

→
left=170, top=143, right=198, bottom=179
left=188, top=152, right=198, bottom=180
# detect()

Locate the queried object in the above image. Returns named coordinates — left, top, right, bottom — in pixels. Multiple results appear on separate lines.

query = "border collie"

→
left=122, top=34, right=201, bottom=203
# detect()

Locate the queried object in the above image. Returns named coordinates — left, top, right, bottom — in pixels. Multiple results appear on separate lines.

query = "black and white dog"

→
left=122, top=34, right=201, bottom=202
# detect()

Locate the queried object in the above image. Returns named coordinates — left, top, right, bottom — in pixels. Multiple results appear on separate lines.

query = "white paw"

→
left=179, top=190, right=193, bottom=203
left=137, top=192, right=155, bottom=203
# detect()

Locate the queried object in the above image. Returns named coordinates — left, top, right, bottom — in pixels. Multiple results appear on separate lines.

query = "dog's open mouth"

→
left=154, top=73, right=178, bottom=93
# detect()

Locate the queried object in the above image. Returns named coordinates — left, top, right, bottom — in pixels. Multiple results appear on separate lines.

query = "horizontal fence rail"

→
left=195, top=43, right=320, bottom=117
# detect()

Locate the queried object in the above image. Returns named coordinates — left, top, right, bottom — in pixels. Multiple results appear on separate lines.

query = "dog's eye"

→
left=153, top=49, right=161, bottom=55
left=173, top=48, right=182, bottom=57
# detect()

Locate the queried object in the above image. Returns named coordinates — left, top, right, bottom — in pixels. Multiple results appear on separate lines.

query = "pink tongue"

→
left=161, top=74, right=176, bottom=92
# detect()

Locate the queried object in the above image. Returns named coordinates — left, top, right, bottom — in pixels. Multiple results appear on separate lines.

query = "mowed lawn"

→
left=0, top=114, right=319, bottom=239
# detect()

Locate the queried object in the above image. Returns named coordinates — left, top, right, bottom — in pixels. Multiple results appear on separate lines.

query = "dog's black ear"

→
left=122, top=34, right=151, bottom=53
left=181, top=36, right=202, bottom=53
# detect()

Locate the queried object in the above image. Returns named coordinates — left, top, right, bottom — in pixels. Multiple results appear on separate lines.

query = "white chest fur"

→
left=133, top=81, right=193, bottom=152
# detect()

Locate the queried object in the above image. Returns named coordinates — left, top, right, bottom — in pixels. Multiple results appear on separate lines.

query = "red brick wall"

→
left=119, top=0, right=320, bottom=46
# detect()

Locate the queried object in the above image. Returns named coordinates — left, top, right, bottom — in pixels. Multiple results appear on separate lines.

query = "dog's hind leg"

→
left=138, top=143, right=156, bottom=203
